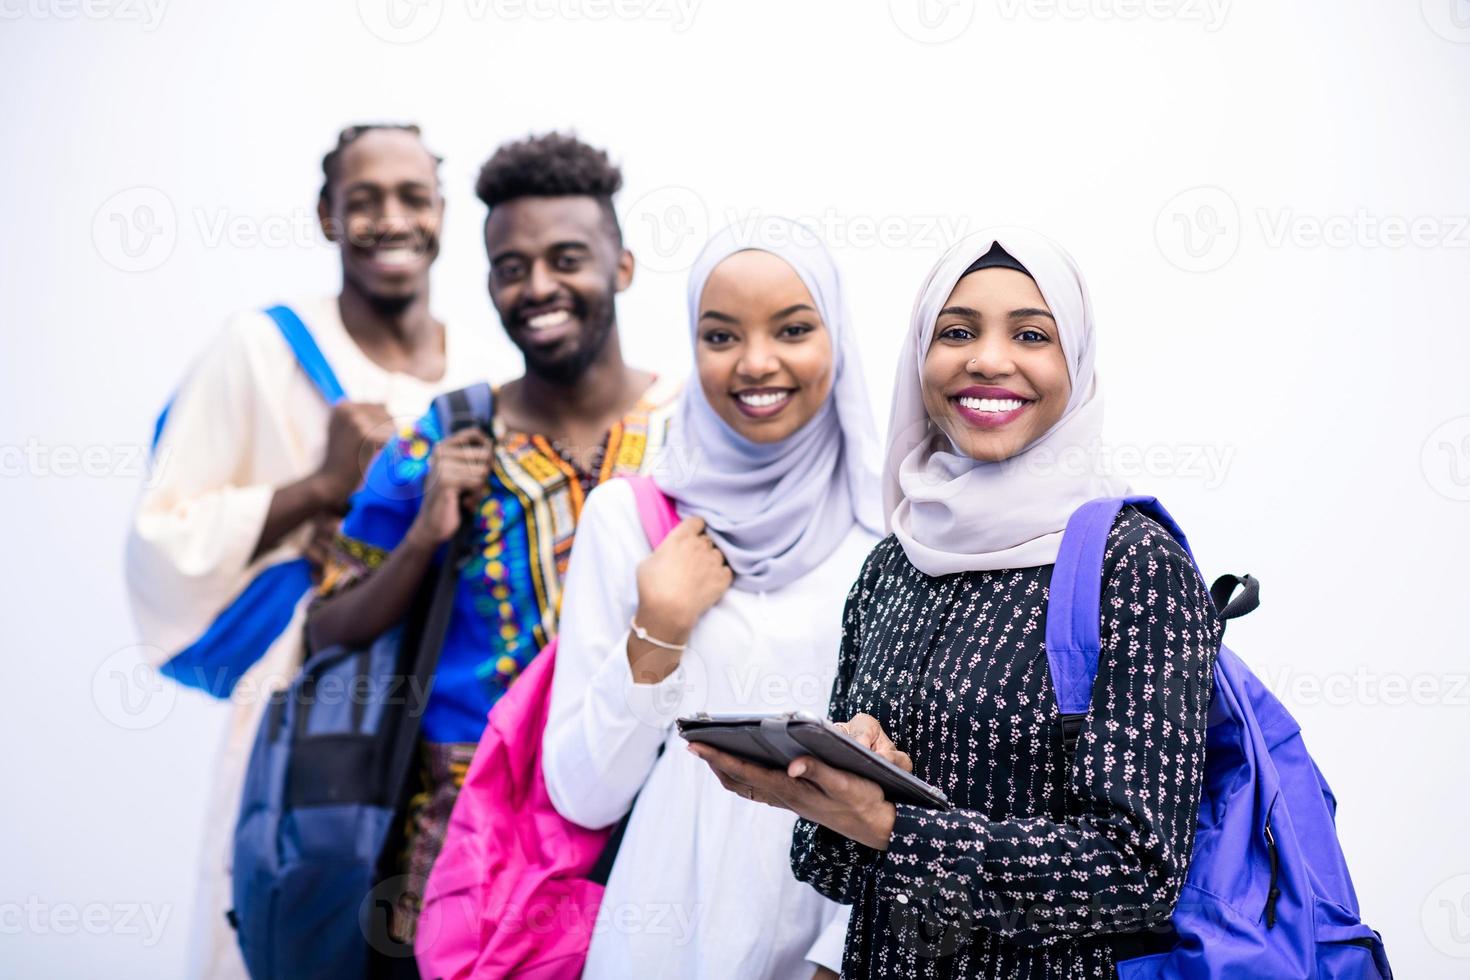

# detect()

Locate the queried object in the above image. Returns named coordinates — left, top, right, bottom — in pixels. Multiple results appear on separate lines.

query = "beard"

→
left=518, top=287, right=617, bottom=385
left=343, top=259, right=422, bottom=317
left=363, top=291, right=417, bottom=316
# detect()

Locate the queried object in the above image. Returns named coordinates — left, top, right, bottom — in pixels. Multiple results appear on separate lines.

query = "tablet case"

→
left=677, top=711, right=952, bottom=810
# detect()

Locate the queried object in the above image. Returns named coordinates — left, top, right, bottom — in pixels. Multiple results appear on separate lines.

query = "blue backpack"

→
left=230, top=383, right=494, bottom=980
left=1046, top=496, right=1392, bottom=979
left=152, top=304, right=346, bottom=697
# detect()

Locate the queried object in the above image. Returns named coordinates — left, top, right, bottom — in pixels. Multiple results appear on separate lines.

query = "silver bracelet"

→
left=629, top=616, right=688, bottom=652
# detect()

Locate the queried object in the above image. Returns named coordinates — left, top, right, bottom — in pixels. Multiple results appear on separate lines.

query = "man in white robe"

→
left=124, top=124, right=495, bottom=980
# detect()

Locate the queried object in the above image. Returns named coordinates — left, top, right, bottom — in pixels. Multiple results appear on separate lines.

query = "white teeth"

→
left=373, top=247, right=417, bottom=267
left=956, top=396, right=1026, bottom=413
left=527, top=310, right=572, bottom=330
left=737, top=390, right=791, bottom=408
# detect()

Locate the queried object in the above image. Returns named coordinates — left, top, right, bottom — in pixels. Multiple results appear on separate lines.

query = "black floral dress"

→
left=791, top=508, right=1223, bottom=979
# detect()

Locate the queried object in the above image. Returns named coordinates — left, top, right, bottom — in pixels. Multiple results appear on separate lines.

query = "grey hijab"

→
left=655, top=218, right=883, bottom=591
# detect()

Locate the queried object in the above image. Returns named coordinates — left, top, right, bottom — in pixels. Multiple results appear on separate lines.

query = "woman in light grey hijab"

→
left=544, top=217, right=883, bottom=979
left=691, top=229, right=1221, bottom=980
left=886, top=226, right=1128, bottom=572
left=656, top=218, right=884, bottom=589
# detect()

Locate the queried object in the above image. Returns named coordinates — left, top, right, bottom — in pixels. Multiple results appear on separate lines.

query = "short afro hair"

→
left=475, top=132, right=624, bottom=243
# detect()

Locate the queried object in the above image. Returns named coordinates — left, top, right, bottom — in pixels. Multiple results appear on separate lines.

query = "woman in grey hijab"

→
left=543, top=218, right=882, bottom=979
left=691, top=229, right=1222, bottom=980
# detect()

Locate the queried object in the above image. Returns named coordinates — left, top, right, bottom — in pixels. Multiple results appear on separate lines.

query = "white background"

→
left=3, top=1, right=1469, bottom=976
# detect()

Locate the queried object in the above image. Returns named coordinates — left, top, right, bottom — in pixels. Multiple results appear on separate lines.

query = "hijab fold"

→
left=655, top=218, right=883, bottom=592
left=885, top=227, right=1129, bottom=575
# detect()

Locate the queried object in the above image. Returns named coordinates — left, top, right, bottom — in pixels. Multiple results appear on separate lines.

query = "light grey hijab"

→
left=655, top=218, right=883, bottom=592
left=885, top=227, right=1129, bottom=574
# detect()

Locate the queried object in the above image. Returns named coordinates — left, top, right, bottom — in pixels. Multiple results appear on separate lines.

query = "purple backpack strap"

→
left=1044, top=495, right=1197, bottom=717
left=623, top=475, right=681, bottom=548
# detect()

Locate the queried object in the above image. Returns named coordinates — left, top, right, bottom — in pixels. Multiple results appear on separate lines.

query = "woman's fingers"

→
left=786, top=753, right=874, bottom=802
left=843, top=712, right=912, bottom=770
left=844, top=712, right=884, bottom=749
left=708, top=765, right=751, bottom=797
left=689, top=744, right=773, bottom=783
left=688, top=744, right=804, bottom=808
left=670, top=515, right=706, bottom=539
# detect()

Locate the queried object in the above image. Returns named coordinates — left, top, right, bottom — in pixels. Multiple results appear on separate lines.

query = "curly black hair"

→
left=319, top=123, right=442, bottom=207
left=475, top=132, right=624, bottom=243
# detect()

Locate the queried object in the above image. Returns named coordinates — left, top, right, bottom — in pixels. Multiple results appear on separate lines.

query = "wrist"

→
left=631, top=603, right=694, bottom=647
left=862, top=801, right=897, bottom=851
left=402, top=518, right=445, bottom=555
left=308, top=470, right=352, bottom=512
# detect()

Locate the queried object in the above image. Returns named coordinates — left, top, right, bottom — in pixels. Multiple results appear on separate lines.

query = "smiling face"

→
left=484, top=195, right=632, bottom=383
left=695, top=250, right=834, bottom=444
left=318, top=128, right=442, bottom=310
left=921, top=267, right=1072, bottom=462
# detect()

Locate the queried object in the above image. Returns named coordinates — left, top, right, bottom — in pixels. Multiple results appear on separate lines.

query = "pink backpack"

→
left=415, top=476, right=680, bottom=980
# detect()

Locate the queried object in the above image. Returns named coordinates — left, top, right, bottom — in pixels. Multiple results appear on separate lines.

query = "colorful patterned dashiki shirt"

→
left=318, top=375, right=681, bottom=744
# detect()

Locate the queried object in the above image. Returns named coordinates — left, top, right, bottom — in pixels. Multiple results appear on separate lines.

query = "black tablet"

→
left=677, top=711, right=952, bottom=810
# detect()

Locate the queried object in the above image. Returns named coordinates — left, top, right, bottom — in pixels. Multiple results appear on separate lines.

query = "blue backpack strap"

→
left=151, top=306, right=353, bottom=692
left=151, top=304, right=345, bottom=452
left=150, top=405, right=172, bottom=453
left=161, top=560, right=316, bottom=697
left=262, top=304, right=346, bottom=406
left=1044, top=495, right=1197, bottom=717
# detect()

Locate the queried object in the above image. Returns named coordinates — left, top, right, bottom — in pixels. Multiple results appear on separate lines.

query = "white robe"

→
left=124, top=296, right=495, bottom=980
left=543, top=478, right=876, bottom=979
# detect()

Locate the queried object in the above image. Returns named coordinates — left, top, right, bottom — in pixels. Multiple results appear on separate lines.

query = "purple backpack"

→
left=1047, top=496, right=1392, bottom=978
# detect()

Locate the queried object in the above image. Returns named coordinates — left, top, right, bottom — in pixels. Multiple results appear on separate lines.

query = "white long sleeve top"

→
left=543, top=478, right=877, bottom=979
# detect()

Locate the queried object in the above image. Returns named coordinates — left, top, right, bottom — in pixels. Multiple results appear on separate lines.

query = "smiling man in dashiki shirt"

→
left=307, top=132, right=681, bottom=943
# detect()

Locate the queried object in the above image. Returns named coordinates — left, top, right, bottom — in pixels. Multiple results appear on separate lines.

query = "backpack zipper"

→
left=1263, top=815, right=1281, bottom=928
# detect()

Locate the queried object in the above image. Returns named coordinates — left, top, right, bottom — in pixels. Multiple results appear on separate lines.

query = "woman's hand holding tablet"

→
left=681, top=711, right=950, bottom=852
